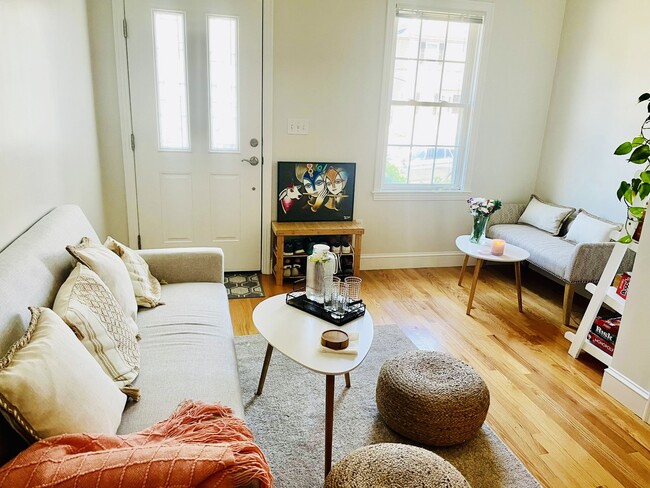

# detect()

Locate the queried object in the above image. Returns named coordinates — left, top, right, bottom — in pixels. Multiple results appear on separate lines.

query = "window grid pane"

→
left=208, top=15, right=239, bottom=152
left=385, top=10, right=477, bottom=188
left=153, top=10, right=190, bottom=151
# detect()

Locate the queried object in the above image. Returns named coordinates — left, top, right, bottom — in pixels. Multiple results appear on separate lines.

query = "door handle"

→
left=242, top=156, right=259, bottom=166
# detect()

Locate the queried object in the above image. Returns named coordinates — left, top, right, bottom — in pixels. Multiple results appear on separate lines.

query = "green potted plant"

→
left=614, top=91, right=650, bottom=243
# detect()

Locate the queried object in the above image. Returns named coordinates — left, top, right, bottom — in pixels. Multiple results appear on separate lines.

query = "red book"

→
left=588, top=332, right=615, bottom=356
left=591, top=316, right=621, bottom=344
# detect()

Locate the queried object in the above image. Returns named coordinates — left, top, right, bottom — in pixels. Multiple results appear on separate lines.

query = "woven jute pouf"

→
left=376, top=351, right=489, bottom=446
left=324, top=443, right=470, bottom=488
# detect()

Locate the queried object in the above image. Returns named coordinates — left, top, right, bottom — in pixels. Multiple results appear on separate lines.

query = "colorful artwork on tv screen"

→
left=277, top=162, right=356, bottom=222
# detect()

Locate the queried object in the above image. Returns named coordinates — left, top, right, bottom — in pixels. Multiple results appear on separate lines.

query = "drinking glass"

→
left=345, top=276, right=362, bottom=302
left=331, top=282, right=349, bottom=319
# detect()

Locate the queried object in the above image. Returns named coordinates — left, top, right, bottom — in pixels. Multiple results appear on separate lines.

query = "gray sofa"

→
left=486, top=203, right=633, bottom=326
left=0, top=205, right=245, bottom=466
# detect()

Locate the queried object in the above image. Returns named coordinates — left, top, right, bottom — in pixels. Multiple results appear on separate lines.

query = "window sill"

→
left=372, top=190, right=472, bottom=201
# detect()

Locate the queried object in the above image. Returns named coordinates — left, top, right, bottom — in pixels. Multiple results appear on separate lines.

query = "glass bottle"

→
left=306, top=244, right=336, bottom=303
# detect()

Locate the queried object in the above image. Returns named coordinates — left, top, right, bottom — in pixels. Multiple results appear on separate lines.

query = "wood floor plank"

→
left=229, top=267, right=650, bottom=487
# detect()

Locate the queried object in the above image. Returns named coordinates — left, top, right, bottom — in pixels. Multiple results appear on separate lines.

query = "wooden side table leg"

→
left=466, top=259, right=483, bottom=315
left=275, top=236, right=284, bottom=286
left=325, top=374, right=335, bottom=477
left=515, top=261, right=523, bottom=312
left=353, top=234, right=362, bottom=277
left=458, top=254, right=469, bottom=286
left=344, top=372, right=351, bottom=388
left=255, top=343, right=274, bottom=395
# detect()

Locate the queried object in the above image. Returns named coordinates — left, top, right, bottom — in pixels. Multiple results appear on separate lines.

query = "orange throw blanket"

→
left=0, top=401, right=273, bottom=488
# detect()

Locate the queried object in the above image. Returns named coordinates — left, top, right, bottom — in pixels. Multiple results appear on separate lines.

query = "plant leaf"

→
left=624, top=188, right=635, bottom=205
left=617, top=181, right=631, bottom=201
left=639, top=93, right=650, bottom=103
left=614, top=142, right=633, bottom=155
left=618, top=234, right=633, bottom=244
left=639, top=183, right=650, bottom=201
left=641, top=171, right=650, bottom=184
left=629, top=144, right=650, bottom=163
left=629, top=206, right=646, bottom=218
left=631, top=178, right=642, bottom=191
left=632, top=135, right=646, bottom=146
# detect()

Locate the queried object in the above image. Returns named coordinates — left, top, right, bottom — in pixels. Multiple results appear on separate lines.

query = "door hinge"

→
left=123, top=18, right=128, bottom=39
left=130, top=133, right=135, bottom=151
left=137, top=234, right=142, bottom=250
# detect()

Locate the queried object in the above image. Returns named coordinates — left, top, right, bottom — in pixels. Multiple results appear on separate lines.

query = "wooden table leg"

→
left=458, top=254, right=469, bottom=286
left=352, top=234, right=362, bottom=277
left=344, top=372, right=351, bottom=388
left=325, top=374, right=335, bottom=477
left=515, top=261, right=523, bottom=312
left=466, top=259, right=483, bottom=315
left=255, top=343, right=274, bottom=395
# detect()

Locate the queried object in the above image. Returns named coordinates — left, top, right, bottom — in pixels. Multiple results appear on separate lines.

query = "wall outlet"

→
left=288, top=118, right=309, bottom=135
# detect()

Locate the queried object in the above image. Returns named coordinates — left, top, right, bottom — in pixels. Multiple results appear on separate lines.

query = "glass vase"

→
left=470, top=214, right=490, bottom=244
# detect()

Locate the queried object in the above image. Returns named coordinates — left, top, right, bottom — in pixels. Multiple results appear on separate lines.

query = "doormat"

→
left=224, top=272, right=265, bottom=299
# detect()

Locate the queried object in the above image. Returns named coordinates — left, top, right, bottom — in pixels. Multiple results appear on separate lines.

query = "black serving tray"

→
left=286, top=289, right=366, bottom=326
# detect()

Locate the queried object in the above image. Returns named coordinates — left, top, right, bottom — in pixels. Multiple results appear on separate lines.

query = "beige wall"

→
left=273, top=0, right=566, bottom=267
left=0, top=0, right=106, bottom=250
left=535, top=0, right=650, bottom=222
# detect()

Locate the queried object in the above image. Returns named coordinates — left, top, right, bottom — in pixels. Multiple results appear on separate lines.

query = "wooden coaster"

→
left=321, top=330, right=349, bottom=350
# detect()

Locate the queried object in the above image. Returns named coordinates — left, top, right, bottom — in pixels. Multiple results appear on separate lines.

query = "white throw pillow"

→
left=564, top=210, right=620, bottom=244
left=518, top=195, right=575, bottom=236
left=53, top=264, right=140, bottom=399
left=0, top=307, right=126, bottom=442
left=104, top=236, right=162, bottom=308
left=67, top=237, right=138, bottom=330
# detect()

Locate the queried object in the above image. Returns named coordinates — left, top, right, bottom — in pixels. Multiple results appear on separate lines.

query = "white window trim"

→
left=373, top=0, right=494, bottom=200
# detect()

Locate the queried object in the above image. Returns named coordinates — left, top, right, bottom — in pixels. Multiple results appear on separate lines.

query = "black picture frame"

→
left=277, top=161, right=356, bottom=222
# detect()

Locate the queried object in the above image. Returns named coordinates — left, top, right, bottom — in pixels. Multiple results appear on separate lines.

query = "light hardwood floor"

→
left=229, top=265, right=650, bottom=488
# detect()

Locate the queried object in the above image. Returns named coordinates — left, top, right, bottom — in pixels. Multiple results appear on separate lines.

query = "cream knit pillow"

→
left=67, top=237, right=138, bottom=331
left=53, top=264, right=140, bottom=400
left=0, top=308, right=126, bottom=442
left=104, top=237, right=162, bottom=308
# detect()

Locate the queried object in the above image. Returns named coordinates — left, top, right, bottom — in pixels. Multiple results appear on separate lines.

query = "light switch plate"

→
left=288, top=118, right=309, bottom=135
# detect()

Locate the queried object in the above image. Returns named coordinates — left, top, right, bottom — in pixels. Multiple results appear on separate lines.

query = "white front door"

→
left=124, top=0, right=262, bottom=271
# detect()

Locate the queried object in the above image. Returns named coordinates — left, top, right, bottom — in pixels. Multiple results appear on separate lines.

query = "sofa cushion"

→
left=118, top=282, right=244, bottom=434
left=518, top=195, right=575, bottom=236
left=488, top=224, right=576, bottom=279
left=564, top=210, right=620, bottom=244
left=67, top=237, right=138, bottom=330
left=104, top=237, right=163, bottom=308
left=0, top=308, right=126, bottom=442
left=53, top=264, right=140, bottom=396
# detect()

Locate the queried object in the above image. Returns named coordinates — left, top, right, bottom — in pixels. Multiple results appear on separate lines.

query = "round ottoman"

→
left=324, top=443, right=470, bottom=488
left=376, top=351, right=489, bottom=446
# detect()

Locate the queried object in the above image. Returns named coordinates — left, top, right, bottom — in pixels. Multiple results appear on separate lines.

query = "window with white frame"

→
left=376, top=2, right=487, bottom=194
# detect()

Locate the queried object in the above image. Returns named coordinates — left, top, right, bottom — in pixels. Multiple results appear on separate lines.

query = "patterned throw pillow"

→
left=53, top=264, right=140, bottom=400
left=67, top=237, right=138, bottom=331
left=518, top=195, right=575, bottom=236
left=0, top=308, right=126, bottom=442
left=104, top=236, right=162, bottom=308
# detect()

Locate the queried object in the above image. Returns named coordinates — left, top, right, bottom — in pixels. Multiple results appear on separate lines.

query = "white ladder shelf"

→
left=564, top=235, right=637, bottom=365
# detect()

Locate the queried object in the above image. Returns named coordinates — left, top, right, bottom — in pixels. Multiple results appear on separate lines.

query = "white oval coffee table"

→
left=455, top=235, right=530, bottom=315
left=252, top=293, right=374, bottom=476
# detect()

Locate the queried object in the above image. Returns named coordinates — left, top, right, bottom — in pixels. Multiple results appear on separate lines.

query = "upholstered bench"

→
left=324, top=443, right=470, bottom=488
left=376, top=351, right=489, bottom=446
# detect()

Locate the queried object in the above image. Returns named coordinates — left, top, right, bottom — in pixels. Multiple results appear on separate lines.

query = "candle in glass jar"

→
left=491, top=239, right=505, bottom=256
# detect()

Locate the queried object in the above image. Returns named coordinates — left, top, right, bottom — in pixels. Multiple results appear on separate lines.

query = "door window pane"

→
left=412, top=106, right=440, bottom=146
left=208, top=15, right=239, bottom=152
left=419, top=19, right=447, bottom=60
left=392, top=60, right=417, bottom=101
left=414, top=61, right=443, bottom=102
left=395, top=17, right=421, bottom=59
left=153, top=10, right=190, bottom=151
left=388, top=105, right=415, bottom=145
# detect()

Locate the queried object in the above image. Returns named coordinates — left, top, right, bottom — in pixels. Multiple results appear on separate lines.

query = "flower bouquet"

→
left=467, top=197, right=502, bottom=243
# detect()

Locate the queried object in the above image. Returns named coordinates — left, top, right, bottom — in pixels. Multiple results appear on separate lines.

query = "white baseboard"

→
left=601, top=367, right=650, bottom=422
left=360, top=251, right=467, bottom=270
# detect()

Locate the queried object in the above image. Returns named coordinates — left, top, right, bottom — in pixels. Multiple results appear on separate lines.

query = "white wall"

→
left=273, top=0, right=566, bottom=268
left=535, top=0, right=650, bottom=223
left=0, top=0, right=106, bottom=249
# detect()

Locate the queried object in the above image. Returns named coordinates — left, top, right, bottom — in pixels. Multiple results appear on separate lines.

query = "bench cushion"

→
left=488, top=224, right=575, bottom=279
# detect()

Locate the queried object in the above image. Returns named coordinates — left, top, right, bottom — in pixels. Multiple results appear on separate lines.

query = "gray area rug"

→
left=235, top=325, right=541, bottom=488
left=224, top=272, right=265, bottom=299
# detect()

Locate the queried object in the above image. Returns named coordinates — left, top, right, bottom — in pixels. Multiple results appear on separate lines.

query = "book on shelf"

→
left=587, top=332, right=615, bottom=356
left=590, top=315, right=621, bottom=345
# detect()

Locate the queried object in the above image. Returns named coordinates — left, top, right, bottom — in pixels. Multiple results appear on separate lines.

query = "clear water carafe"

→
left=306, top=244, right=336, bottom=303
